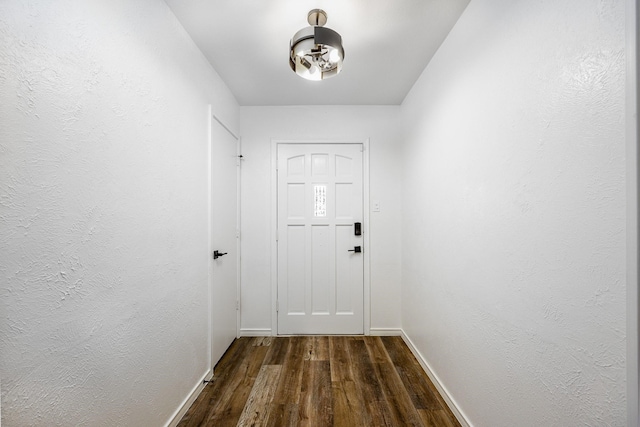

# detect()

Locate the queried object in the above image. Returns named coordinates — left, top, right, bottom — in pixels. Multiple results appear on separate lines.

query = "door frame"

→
left=208, top=109, right=241, bottom=374
left=270, top=139, right=371, bottom=336
left=625, top=0, right=639, bottom=423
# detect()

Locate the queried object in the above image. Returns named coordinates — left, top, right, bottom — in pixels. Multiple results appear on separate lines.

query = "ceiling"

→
left=164, top=0, right=470, bottom=106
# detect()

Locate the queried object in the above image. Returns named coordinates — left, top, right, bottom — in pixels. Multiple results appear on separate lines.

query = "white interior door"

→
left=277, top=143, right=364, bottom=335
left=210, top=118, right=238, bottom=370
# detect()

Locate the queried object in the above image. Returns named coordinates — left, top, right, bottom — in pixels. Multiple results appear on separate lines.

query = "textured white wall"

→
left=400, top=0, right=627, bottom=425
left=0, top=1, right=238, bottom=425
left=239, top=106, right=402, bottom=334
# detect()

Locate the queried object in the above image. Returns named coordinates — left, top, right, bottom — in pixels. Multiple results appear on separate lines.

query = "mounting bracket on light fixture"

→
left=289, top=9, right=344, bottom=81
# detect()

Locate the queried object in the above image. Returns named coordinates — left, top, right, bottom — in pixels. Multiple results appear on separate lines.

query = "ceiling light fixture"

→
left=289, top=9, right=344, bottom=81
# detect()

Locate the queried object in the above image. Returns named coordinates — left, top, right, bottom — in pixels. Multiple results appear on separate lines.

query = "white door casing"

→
left=210, top=115, right=239, bottom=370
left=276, top=143, right=364, bottom=335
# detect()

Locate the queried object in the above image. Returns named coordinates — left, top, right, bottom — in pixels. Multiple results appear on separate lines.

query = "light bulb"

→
left=329, top=48, right=341, bottom=63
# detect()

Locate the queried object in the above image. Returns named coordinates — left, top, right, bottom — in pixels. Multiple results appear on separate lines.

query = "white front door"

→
left=277, top=143, right=364, bottom=335
left=210, top=117, right=238, bottom=370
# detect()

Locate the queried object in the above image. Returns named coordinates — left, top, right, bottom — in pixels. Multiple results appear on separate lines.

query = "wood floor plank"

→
left=418, top=409, right=458, bottom=427
left=348, top=338, right=397, bottom=426
left=373, top=353, right=424, bottom=426
left=265, top=403, right=299, bottom=427
left=329, top=336, right=368, bottom=427
left=215, top=337, right=252, bottom=374
left=363, top=336, right=389, bottom=364
left=383, top=337, right=461, bottom=426
left=263, top=336, right=290, bottom=365
left=253, top=336, right=272, bottom=347
left=265, top=337, right=306, bottom=427
left=298, top=360, right=333, bottom=427
left=328, top=336, right=353, bottom=382
left=304, top=335, right=329, bottom=361
left=331, top=380, right=365, bottom=427
left=177, top=338, right=254, bottom=427
left=179, top=336, right=461, bottom=427
left=365, top=337, right=424, bottom=426
left=236, top=365, right=282, bottom=426
left=349, top=338, right=385, bottom=401
left=270, top=337, right=305, bottom=405
left=383, top=336, right=443, bottom=410
left=203, top=344, right=269, bottom=426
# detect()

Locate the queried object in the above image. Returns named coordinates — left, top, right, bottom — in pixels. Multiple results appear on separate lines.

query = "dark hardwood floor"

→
left=178, top=336, right=461, bottom=427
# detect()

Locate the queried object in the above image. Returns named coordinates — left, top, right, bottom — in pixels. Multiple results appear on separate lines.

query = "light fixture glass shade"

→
left=289, top=14, right=344, bottom=81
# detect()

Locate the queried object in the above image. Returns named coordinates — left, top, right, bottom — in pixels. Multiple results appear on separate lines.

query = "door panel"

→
left=277, top=143, right=363, bottom=335
left=210, top=118, right=238, bottom=370
left=311, top=224, right=330, bottom=314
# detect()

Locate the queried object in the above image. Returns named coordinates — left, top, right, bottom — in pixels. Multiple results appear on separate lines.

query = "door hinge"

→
left=236, top=229, right=241, bottom=239
left=236, top=300, right=240, bottom=311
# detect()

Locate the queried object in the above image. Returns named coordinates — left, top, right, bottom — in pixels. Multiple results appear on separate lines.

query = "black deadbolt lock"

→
left=354, top=222, right=362, bottom=236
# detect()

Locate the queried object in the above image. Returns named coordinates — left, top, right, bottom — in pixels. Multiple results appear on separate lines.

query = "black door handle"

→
left=348, top=246, right=362, bottom=253
left=213, top=250, right=228, bottom=260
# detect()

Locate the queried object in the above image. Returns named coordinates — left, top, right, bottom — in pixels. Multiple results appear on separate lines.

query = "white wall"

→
left=239, top=106, right=402, bottom=334
left=400, top=0, right=627, bottom=425
left=0, top=1, right=238, bottom=425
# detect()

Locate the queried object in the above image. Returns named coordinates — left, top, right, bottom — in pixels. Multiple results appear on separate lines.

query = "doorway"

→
left=210, top=115, right=239, bottom=370
left=274, top=142, right=368, bottom=335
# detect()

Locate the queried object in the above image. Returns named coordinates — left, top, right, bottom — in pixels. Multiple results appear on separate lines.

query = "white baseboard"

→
left=239, top=328, right=272, bottom=337
left=369, top=328, right=403, bottom=336
left=400, top=330, right=472, bottom=427
left=165, top=369, right=212, bottom=427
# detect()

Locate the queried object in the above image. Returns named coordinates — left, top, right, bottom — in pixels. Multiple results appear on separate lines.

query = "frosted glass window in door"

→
left=314, top=185, right=327, bottom=217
